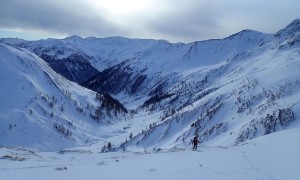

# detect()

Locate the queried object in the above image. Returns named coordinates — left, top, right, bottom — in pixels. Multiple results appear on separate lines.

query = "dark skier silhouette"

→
left=192, top=135, right=200, bottom=151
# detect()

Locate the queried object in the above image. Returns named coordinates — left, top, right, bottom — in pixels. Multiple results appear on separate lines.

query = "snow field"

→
left=1, top=127, right=299, bottom=180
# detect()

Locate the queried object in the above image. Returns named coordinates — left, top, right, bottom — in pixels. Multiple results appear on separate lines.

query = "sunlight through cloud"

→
left=88, top=0, right=149, bottom=15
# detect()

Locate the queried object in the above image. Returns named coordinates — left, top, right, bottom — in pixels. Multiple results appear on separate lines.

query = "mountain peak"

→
left=287, top=18, right=300, bottom=28
left=226, top=29, right=268, bottom=40
left=223, top=29, right=271, bottom=45
left=274, top=18, right=300, bottom=38
left=64, top=35, right=84, bottom=41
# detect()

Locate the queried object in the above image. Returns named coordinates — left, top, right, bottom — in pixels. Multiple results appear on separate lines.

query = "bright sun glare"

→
left=90, top=0, right=148, bottom=15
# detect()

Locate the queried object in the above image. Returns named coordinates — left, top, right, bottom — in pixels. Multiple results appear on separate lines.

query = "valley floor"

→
left=1, top=127, right=299, bottom=180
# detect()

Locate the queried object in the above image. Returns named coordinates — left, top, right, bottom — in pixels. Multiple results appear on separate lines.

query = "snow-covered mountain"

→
left=1, top=19, right=300, bottom=152
left=0, top=29, right=271, bottom=84
left=80, top=20, right=299, bottom=150
left=81, top=29, right=272, bottom=96
left=0, top=43, right=128, bottom=151
left=0, top=37, right=100, bottom=83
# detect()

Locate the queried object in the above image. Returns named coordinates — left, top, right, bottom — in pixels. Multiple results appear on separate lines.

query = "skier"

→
left=192, top=135, right=200, bottom=151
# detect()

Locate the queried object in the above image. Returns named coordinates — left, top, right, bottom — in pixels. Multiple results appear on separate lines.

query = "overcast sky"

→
left=0, top=0, right=299, bottom=43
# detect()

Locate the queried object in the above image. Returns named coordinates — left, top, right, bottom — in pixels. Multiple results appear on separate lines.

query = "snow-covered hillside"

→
left=81, top=30, right=271, bottom=96
left=0, top=43, right=128, bottom=151
left=83, top=19, right=300, bottom=150
left=1, top=18, right=300, bottom=180
left=0, top=19, right=299, bottom=152
left=1, top=127, right=299, bottom=180
left=0, top=37, right=100, bottom=83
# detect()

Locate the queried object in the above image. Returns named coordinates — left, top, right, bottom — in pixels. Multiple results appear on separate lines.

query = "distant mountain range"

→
left=0, top=19, right=299, bottom=151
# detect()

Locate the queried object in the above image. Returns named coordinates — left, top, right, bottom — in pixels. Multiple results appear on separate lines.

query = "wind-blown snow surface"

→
left=1, top=128, right=299, bottom=180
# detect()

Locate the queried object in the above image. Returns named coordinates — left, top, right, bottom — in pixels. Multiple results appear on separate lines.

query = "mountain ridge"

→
left=0, top=43, right=129, bottom=150
left=0, top=19, right=299, bottom=151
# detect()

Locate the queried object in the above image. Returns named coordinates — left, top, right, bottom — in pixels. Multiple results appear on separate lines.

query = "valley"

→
left=0, top=19, right=300, bottom=180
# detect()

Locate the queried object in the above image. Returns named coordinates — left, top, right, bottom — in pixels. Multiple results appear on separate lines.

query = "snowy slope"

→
left=0, top=19, right=299, bottom=180
left=0, top=37, right=100, bottom=83
left=0, top=127, right=299, bottom=180
left=120, top=20, right=300, bottom=150
left=0, top=43, right=128, bottom=151
left=0, top=19, right=299, bottom=152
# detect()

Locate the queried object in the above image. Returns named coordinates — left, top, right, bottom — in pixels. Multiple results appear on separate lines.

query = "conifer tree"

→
left=107, top=142, right=112, bottom=151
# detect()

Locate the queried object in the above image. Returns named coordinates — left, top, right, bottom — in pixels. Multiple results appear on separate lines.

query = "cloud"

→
left=140, top=1, right=224, bottom=41
left=141, top=0, right=300, bottom=42
left=0, top=0, right=117, bottom=36
left=1, top=0, right=300, bottom=42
